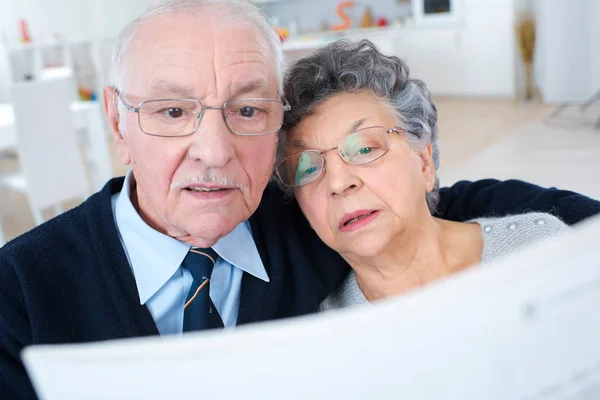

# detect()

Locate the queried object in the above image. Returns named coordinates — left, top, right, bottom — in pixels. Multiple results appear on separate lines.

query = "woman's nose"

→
left=324, top=153, right=362, bottom=198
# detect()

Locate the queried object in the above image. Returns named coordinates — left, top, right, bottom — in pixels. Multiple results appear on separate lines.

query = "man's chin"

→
left=178, top=235, right=220, bottom=248
left=175, top=219, right=240, bottom=248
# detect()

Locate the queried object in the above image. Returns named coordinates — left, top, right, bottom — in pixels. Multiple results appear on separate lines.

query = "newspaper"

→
left=22, top=215, right=600, bottom=400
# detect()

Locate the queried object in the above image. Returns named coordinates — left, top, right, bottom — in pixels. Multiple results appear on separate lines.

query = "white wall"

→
left=535, top=0, right=596, bottom=103
left=0, top=0, right=160, bottom=101
left=0, top=0, right=96, bottom=100
left=283, top=0, right=519, bottom=98
left=10, top=0, right=96, bottom=41
left=2, top=0, right=565, bottom=101
left=0, top=0, right=20, bottom=101
left=460, top=0, right=517, bottom=97
left=589, top=0, right=600, bottom=94
left=0, top=0, right=159, bottom=42
left=392, top=0, right=517, bottom=98
left=91, top=0, right=163, bottom=39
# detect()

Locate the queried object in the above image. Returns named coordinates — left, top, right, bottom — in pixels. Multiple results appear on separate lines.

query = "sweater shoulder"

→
left=320, top=271, right=369, bottom=312
left=470, top=212, right=569, bottom=263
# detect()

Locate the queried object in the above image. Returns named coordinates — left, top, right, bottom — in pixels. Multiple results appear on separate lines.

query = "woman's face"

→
left=287, top=90, right=435, bottom=259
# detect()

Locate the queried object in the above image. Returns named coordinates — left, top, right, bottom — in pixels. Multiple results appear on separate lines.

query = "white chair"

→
left=72, top=101, right=114, bottom=191
left=0, top=77, right=90, bottom=228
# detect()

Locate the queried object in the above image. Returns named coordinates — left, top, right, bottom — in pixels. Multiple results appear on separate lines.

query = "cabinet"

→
left=283, top=24, right=515, bottom=98
left=281, top=0, right=517, bottom=99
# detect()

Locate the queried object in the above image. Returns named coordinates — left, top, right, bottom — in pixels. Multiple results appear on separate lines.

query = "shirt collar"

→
left=114, top=171, right=269, bottom=305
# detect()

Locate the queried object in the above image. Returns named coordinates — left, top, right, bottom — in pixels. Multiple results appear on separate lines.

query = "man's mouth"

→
left=185, top=187, right=230, bottom=192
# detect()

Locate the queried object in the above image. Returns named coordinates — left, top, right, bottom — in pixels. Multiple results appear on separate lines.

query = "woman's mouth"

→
left=338, top=210, right=380, bottom=232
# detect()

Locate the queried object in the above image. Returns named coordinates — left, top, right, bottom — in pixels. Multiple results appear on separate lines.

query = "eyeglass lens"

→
left=277, top=126, right=391, bottom=187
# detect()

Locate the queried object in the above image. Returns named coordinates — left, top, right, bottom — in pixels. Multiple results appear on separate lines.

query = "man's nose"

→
left=324, top=153, right=362, bottom=198
left=187, top=108, right=235, bottom=168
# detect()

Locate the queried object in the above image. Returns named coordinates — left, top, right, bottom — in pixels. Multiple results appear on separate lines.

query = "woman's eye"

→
left=358, top=147, right=373, bottom=155
left=303, top=166, right=318, bottom=176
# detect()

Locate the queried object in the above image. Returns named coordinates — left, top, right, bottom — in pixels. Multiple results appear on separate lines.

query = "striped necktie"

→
left=181, top=247, right=224, bottom=331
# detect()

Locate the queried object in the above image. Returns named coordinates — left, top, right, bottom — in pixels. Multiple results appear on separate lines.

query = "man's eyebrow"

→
left=231, top=79, right=272, bottom=98
left=147, top=82, right=198, bottom=99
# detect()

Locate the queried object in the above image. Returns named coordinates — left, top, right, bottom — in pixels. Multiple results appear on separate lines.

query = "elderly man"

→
left=0, top=0, right=598, bottom=398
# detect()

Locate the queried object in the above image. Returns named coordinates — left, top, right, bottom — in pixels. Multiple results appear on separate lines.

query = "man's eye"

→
left=166, top=108, right=184, bottom=118
left=239, top=107, right=256, bottom=118
left=358, top=147, right=373, bottom=155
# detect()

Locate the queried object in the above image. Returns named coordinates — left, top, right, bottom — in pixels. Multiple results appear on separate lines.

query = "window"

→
left=424, top=0, right=451, bottom=15
left=413, top=0, right=460, bottom=26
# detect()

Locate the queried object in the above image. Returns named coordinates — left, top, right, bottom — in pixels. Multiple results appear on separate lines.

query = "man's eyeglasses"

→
left=274, top=126, right=406, bottom=188
left=112, top=87, right=291, bottom=137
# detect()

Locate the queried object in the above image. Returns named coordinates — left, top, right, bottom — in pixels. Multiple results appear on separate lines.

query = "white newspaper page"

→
left=22, top=215, right=600, bottom=400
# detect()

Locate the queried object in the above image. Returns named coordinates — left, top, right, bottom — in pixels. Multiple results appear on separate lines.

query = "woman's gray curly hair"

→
left=280, top=39, right=440, bottom=213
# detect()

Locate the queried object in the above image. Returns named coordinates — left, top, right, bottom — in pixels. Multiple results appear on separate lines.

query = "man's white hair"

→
left=108, top=0, right=285, bottom=95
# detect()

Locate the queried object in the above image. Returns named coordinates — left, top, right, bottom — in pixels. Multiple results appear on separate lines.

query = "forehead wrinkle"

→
left=210, top=27, right=219, bottom=105
left=209, top=28, right=267, bottom=95
left=208, top=21, right=274, bottom=100
left=127, top=39, right=215, bottom=100
left=220, top=58, right=274, bottom=98
left=231, top=78, right=271, bottom=98
left=146, top=80, right=199, bottom=99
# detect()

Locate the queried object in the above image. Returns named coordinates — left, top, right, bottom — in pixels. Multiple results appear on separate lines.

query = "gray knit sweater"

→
left=320, top=212, right=569, bottom=311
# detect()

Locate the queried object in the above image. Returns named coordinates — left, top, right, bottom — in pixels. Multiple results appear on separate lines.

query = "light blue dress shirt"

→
left=111, top=171, right=269, bottom=334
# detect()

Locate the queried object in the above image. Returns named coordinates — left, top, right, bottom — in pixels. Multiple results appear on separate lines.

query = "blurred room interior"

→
left=0, top=0, right=598, bottom=244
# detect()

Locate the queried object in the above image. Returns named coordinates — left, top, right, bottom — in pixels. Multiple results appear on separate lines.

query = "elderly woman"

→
left=274, top=40, right=568, bottom=310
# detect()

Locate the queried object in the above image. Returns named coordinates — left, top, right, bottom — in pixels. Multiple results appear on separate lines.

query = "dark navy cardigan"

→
left=1, top=177, right=598, bottom=399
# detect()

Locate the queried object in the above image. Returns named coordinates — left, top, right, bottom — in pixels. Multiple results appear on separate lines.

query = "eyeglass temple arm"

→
left=112, top=86, right=141, bottom=113
left=280, top=97, right=292, bottom=112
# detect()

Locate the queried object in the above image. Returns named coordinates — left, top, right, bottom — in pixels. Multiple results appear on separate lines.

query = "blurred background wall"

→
left=0, top=0, right=598, bottom=103
left=0, top=0, right=598, bottom=244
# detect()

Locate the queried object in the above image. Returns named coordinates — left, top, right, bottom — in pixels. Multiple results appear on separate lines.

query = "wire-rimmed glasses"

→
left=112, top=87, right=291, bottom=137
left=274, top=126, right=403, bottom=188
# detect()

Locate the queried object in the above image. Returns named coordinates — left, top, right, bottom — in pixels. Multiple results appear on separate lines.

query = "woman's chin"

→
left=336, top=237, right=388, bottom=260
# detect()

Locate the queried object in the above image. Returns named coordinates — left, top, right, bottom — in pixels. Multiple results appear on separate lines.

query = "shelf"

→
left=282, top=25, right=412, bottom=52
left=3, top=38, right=115, bottom=101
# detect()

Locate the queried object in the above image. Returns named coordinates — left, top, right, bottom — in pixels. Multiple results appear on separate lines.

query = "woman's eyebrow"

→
left=289, top=118, right=368, bottom=150
left=347, top=118, right=367, bottom=134
left=290, top=139, right=307, bottom=150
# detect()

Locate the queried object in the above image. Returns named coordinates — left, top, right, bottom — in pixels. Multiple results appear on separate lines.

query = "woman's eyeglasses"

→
left=274, top=126, right=404, bottom=188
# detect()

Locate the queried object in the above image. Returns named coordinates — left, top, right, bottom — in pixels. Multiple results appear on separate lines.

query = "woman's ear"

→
left=419, top=144, right=435, bottom=192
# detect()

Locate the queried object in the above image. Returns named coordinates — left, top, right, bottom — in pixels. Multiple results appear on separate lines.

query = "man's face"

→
left=104, top=12, right=279, bottom=247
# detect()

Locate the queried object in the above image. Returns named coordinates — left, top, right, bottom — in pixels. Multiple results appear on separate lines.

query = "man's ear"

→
left=103, top=86, right=131, bottom=165
left=419, top=143, right=435, bottom=191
